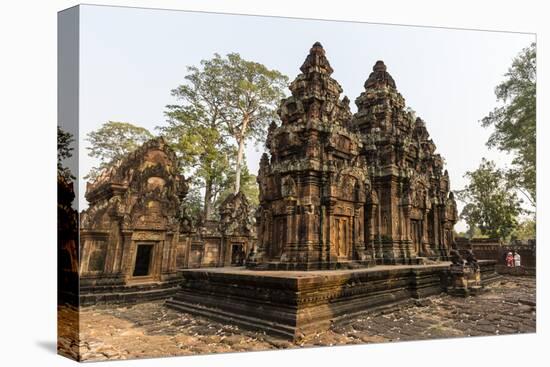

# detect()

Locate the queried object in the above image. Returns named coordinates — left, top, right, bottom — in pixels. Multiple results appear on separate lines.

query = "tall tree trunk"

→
left=234, top=116, right=249, bottom=194
left=203, top=177, right=213, bottom=222
left=235, top=138, right=245, bottom=194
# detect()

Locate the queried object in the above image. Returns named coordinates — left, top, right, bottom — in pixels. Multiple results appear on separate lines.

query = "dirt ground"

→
left=58, top=275, right=536, bottom=362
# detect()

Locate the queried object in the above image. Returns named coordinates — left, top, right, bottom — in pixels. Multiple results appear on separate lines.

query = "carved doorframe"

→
left=128, top=240, right=160, bottom=283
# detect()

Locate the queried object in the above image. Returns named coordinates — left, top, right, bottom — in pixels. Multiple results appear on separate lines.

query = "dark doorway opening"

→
left=133, top=244, right=153, bottom=276
left=231, top=244, right=245, bottom=266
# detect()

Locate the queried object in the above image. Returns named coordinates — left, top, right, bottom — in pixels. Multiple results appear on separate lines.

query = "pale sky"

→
left=78, top=5, right=535, bottom=231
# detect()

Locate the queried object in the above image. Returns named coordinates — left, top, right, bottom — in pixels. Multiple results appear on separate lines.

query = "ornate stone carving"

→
left=253, top=44, right=457, bottom=269
left=79, top=137, right=187, bottom=304
left=252, top=42, right=370, bottom=270
left=218, top=191, right=254, bottom=237
left=82, top=137, right=187, bottom=234
left=354, top=60, right=457, bottom=262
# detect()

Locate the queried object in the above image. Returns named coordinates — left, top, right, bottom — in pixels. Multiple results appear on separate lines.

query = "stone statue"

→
left=450, top=249, right=464, bottom=266
left=464, top=249, right=479, bottom=270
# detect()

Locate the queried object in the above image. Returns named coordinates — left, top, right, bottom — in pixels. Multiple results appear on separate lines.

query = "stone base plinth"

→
left=375, top=257, right=428, bottom=265
left=479, top=260, right=501, bottom=283
left=79, top=273, right=180, bottom=306
left=446, top=261, right=501, bottom=297
left=167, top=261, right=498, bottom=340
left=248, top=259, right=376, bottom=271
left=447, top=285, right=485, bottom=297
left=496, top=265, right=536, bottom=277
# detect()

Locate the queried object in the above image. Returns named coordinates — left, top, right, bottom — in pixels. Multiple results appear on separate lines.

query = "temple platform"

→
left=166, top=260, right=499, bottom=340
left=79, top=274, right=181, bottom=306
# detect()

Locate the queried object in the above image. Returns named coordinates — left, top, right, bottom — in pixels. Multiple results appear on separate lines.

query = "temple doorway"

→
left=231, top=243, right=245, bottom=266
left=133, top=244, right=154, bottom=276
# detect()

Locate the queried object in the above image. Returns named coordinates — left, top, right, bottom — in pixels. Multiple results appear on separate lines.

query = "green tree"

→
left=180, top=177, right=207, bottom=226
left=457, top=159, right=524, bottom=241
left=481, top=42, right=536, bottom=205
left=85, top=121, right=153, bottom=180
left=217, top=54, right=288, bottom=194
left=510, top=218, right=536, bottom=240
left=162, top=53, right=287, bottom=219
left=184, top=53, right=288, bottom=194
left=237, top=168, right=260, bottom=209
left=57, top=125, right=74, bottom=180
left=160, top=61, right=237, bottom=221
left=216, top=162, right=260, bottom=213
left=459, top=225, right=489, bottom=240
left=158, top=114, right=235, bottom=221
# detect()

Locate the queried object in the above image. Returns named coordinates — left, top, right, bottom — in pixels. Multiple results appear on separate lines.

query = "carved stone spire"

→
left=364, top=60, right=397, bottom=90
left=253, top=42, right=368, bottom=270
left=278, top=42, right=349, bottom=126
left=352, top=59, right=456, bottom=261
left=414, top=117, right=430, bottom=140
left=259, top=153, right=269, bottom=172
left=353, top=60, right=405, bottom=133
left=299, top=41, right=334, bottom=75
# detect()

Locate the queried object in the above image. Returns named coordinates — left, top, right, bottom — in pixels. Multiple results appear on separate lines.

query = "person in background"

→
left=506, top=252, right=514, bottom=267
left=514, top=251, right=521, bottom=267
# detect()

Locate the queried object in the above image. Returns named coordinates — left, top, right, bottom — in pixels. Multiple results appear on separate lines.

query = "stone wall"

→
left=167, top=260, right=499, bottom=340
left=456, top=237, right=536, bottom=276
left=178, top=192, right=256, bottom=269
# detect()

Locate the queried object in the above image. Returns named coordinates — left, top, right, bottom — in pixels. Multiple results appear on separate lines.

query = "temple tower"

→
left=353, top=61, right=458, bottom=264
left=79, top=137, right=188, bottom=304
left=250, top=42, right=372, bottom=270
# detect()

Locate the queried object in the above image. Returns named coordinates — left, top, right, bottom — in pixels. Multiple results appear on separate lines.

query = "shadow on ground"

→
left=36, top=340, right=57, bottom=354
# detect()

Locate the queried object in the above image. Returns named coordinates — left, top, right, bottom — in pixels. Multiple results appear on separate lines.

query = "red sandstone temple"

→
left=78, top=138, right=255, bottom=304
left=71, top=42, right=500, bottom=340
left=250, top=42, right=458, bottom=270
left=76, top=42, right=459, bottom=307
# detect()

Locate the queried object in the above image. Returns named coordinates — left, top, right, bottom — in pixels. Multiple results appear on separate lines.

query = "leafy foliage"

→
left=457, top=159, right=524, bottom=240
left=456, top=226, right=489, bottom=240
left=158, top=119, right=235, bottom=221
left=57, top=126, right=75, bottom=180
left=179, top=178, right=206, bottom=227
left=85, top=121, right=153, bottom=180
left=216, top=163, right=260, bottom=212
left=211, top=53, right=288, bottom=145
left=186, top=53, right=288, bottom=193
left=481, top=42, right=536, bottom=205
left=161, top=53, right=286, bottom=219
left=510, top=218, right=536, bottom=240
left=160, top=59, right=236, bottom=221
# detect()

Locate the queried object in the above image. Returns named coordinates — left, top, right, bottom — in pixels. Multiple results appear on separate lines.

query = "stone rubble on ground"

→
left=57, top=276, right=536, bottom=362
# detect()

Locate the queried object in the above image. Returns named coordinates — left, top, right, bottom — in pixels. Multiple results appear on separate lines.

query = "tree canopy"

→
left=57, top=125, right=75, bottom=181
left=216, top=164, right=260, bottom=210
left=158, top=111, right=235, bottom=221
left=57, top=126, right=75, bottom=181
left=172, top=53, right=288, bottom=194
left=457, top=159, right=524, bottom=241
left=481, top=42, right=536, bottom=205
left=219, top=54, right=288, bottom=194
left=161, top=53, right=287, bottom=220
left=510, top=218, right=536, bottom=241
left=85, top=121, right=153, bottom=180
